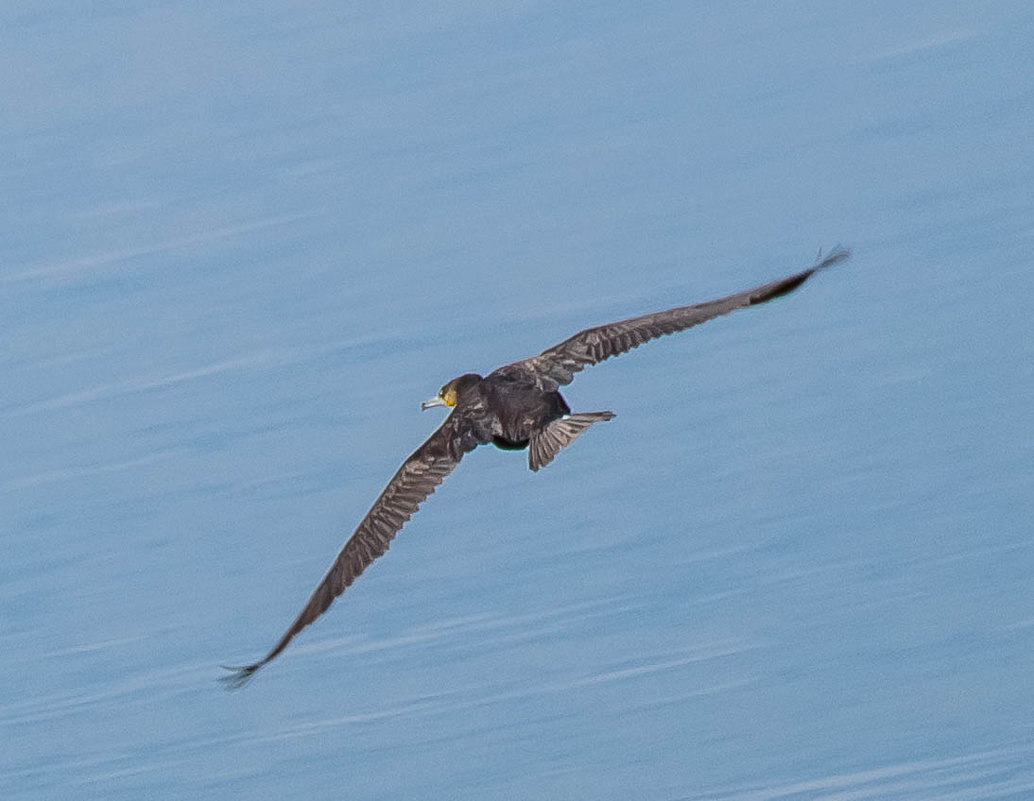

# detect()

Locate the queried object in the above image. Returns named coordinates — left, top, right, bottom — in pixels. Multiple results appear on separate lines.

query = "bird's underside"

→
left=222, top=247, right=849, bottom=687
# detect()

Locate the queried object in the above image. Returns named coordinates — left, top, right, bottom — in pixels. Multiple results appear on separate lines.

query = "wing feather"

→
left=525, top=248, right=850, bottom=385
left=223, top=410, right=488, bottom=687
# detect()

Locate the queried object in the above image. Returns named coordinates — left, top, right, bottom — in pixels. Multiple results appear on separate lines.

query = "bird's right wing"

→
left=222, top=407, right=489, bottom=687
left=524, top=248, right=850, bottom=386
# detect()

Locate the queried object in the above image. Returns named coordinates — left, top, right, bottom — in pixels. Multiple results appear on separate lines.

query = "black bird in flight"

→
left=223, top=247, right=849, bottom=687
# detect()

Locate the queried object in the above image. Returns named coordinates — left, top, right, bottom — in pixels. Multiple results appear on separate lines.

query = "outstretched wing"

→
left=524, top=248, right=850, bottom=386
left=223, top=407, right=490, bottom=688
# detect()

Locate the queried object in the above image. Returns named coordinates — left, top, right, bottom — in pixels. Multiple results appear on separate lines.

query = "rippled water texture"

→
left=3, top=2, right=1033, bottom=799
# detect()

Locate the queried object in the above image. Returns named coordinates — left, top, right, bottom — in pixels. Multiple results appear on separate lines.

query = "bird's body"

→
left=478, top=367, right=572, bottom=451
left=434, top=367, right=614, bottom=469
left=223, top=248, right=849, bottom=687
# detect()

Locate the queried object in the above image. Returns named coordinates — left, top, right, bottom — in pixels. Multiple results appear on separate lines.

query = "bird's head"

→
left=421, top=373, right=482, bottom=411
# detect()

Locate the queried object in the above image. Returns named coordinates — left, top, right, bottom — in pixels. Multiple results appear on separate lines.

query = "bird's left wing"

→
left=523, top=247, right=850, bottom=386
left=223, top=408, right=489, bottom=687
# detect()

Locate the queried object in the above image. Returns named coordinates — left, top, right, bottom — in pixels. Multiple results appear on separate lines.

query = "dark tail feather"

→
left=528, top=411, right=615, bottom=472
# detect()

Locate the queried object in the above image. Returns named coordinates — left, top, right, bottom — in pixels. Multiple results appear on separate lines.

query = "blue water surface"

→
left=2, top=2, right=1033, bottom=799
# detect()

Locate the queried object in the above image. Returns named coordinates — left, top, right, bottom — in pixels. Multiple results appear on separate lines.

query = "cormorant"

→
left=223, top=247, right=849, bottom=687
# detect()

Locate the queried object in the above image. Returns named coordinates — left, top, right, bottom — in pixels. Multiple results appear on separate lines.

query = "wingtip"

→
left=813, top=245, right=851, bottom=272
left=219, top=663, right=262, bottom=691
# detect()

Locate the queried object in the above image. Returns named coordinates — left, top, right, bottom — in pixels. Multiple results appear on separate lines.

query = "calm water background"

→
left=3, top=3, right=1033, bottom=799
